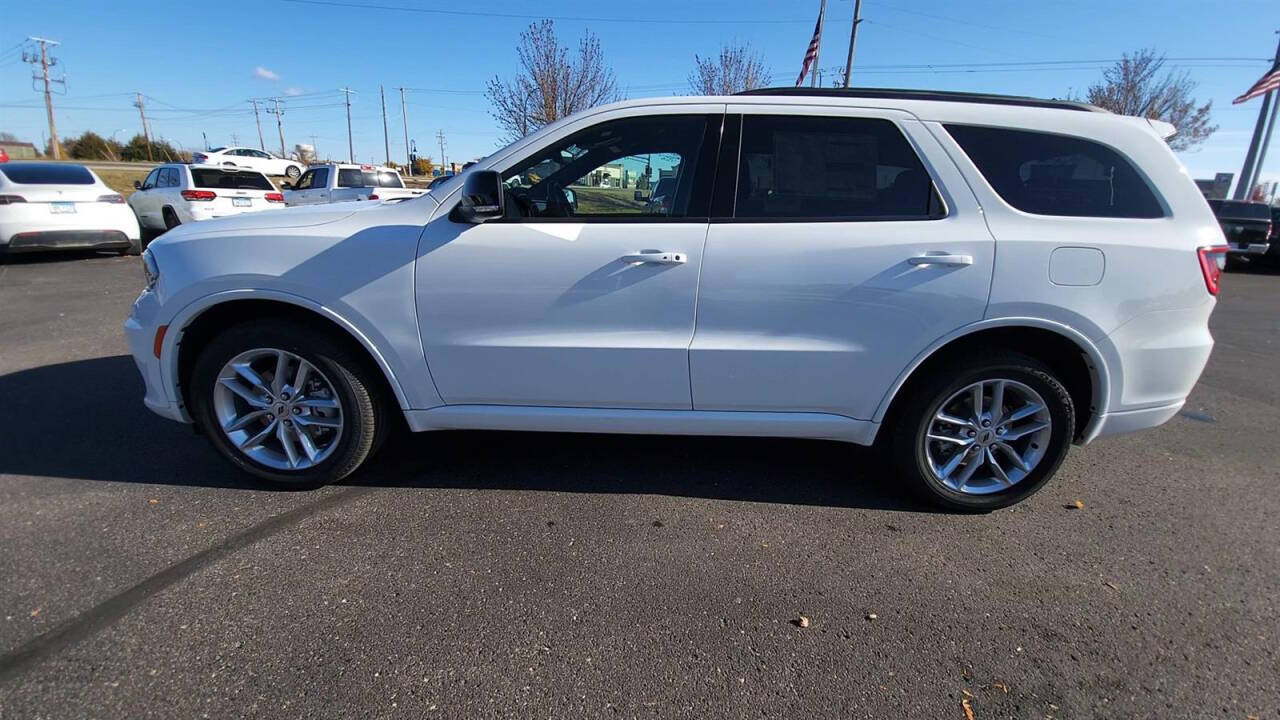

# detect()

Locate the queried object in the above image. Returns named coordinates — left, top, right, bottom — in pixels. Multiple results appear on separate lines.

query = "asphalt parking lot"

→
left=0, top=253, right=1277, bottom=719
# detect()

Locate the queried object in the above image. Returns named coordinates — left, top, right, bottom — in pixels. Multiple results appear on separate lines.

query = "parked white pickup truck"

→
left=282, top=164, right=425, bottom=206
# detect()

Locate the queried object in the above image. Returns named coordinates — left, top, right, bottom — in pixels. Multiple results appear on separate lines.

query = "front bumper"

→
left=124, top=290, right=190, bottom=423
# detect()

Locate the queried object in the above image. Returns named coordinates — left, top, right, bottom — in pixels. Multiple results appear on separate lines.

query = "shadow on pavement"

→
left=0, top=355, right=922, bottom=511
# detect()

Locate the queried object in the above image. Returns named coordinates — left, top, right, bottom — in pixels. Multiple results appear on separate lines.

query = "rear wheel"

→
left=189, top=319, right=386, bottom=488
left=285, top=165, right=301, bottom=180
left=887, top=352, right=1074, bottom=511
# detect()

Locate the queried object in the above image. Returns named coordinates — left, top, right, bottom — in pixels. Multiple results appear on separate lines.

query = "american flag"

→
left=795, top=3, right=826, bottom=87
left=1233, top=64, right=1280, bottom=104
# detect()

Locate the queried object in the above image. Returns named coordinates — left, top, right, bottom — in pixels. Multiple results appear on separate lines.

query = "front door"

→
left=690, top=107, right=996, bottom=421
left=416, top=108, right=723, bottom=409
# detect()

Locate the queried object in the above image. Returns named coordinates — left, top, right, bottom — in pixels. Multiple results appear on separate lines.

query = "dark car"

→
left=1207, top=199, right=1272, bottom=267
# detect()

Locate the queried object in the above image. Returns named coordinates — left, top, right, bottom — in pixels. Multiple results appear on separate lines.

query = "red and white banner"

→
left=795, top=3, right=826, bottom=87
left=1233, top=65, right=1280, bottom=104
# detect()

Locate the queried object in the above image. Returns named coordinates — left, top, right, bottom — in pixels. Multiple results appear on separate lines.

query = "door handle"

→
left=908, top=253, right=973, bottom=267
left=622, top=251, right=686, bottom=265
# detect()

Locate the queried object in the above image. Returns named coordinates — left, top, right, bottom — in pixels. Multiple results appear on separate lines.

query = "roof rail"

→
left=734, top=87, right=1106, bottom=113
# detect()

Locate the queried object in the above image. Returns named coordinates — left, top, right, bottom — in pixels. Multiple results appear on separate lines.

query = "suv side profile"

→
left=124, top=89, right=1226, bottom=511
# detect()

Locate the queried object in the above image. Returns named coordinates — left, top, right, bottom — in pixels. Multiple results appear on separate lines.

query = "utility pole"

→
left=25, top=37, right=63, bottom=159
left=437, top=129, right=447, bottom=175
left=842, top=0, right=862, bottom=88
left=811, top=0, right=827, bottom=88
left=399, top=87, right=412, bottom=176
left=134, top=91, right=153, bottom=161
left=267, top=98, right=287, bottom=158
left=340, top=87, right=357, bottom=163
left=250, top=100, right=266, bottom=150
left=1234, top=31, right=1280, bottom=200
left=230, top=133, right=240, bottom=146
left=380, top=85, right=391, bottom=167
left=309, top=134, right=320, bottom=162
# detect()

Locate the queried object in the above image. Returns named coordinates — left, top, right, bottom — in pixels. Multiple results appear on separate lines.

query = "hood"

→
left=164, top=203, right=362, bottom=239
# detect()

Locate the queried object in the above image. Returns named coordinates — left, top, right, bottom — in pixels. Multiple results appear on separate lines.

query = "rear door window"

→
left=945, top=125, right=1164, bottom=218
left=734, top=115, right=944, bottom=220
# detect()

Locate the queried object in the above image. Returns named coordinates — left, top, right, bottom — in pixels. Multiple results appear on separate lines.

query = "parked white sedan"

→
left=191, top=147, right=304, bottom=180
left=1, top=162, right=141, bottom=256
left=128, top=164, right=285, bottom=232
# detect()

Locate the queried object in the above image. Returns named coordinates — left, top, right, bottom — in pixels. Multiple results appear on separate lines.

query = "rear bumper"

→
left=1227, top=242, right=1269, bottom=256
left=1, top=229, right=131, bottom=253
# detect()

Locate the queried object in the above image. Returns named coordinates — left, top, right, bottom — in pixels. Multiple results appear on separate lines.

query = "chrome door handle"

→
left=908, top=253, right=973, bottom=267
left=622, top=251, right=686, bottom=264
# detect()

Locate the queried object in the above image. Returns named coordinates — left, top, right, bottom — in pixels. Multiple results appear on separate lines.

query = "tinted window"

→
left=1207, top=200, right=1270, bottom=220
left=735, top=116, right=942, bottom=220
left=337, top=168, right=373, bottom=187
left=502, top=114, right=715, bottom=219
left=376, top=171, right=403, bottom=188
left=0, top=164, right=95, bottom=185
left=946, top=125, right=1164, bottom=218
left=190, top=168, right=274, bottom=190
left=312, top=168, right=329, bottom=188
left=141, top=169, right=160, bottom=190
left=158, top=168, right=177, bottom=188
left=294, top=170, right=315, bottom=190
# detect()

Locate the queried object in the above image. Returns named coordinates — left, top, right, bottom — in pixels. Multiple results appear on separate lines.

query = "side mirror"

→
left=280, top=182, right=292, bottom=190
left=454, top=170, right=504, bottom=224
left=134, top=180, right=142, bottom=190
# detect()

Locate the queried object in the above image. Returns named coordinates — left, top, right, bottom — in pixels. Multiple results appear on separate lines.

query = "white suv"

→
left=128, top=164, right=285, bottom=231
left=124, top=89, right=1227, bottom=510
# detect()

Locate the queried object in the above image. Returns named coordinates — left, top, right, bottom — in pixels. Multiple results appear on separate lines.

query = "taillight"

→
left=0, top=195, right=26, bottom=205
left=181, top=190, right=216, bottom=201
left=97, top=194, right=125, bottom=204
left=265, top=192, right=284, bottom=203
left=1197, top=246, right=1228, bottom=296
left=368, top=194, right=379, bottom=200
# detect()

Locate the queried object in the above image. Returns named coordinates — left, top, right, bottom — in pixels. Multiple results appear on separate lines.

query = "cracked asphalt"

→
left=0, top=252, right=1276, bottom=719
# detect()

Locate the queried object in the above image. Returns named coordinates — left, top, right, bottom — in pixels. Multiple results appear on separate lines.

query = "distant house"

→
left=0, top=141, right=39, bottom=160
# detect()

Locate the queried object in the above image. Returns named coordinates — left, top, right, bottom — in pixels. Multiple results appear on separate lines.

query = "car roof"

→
left=736, top=87, right=1105, bottom=113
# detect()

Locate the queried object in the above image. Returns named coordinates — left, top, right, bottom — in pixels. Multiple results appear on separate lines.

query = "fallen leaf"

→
left=29, top=608, right=39, bottom=618
left=149, top=498, right=159, bottom=505
left=760, top=542, right=769, bottom=549
left=962, top=689, right=974, bottom=698
left=866, top=612, right=878, bottom=621
left=651, top=520, right=664, bottom=527
left=1064, top=500, right=1083, bottom=510
left=991, top=681, right=1009, bottom=693
left=794, top=615, right=810, bottom=629
left=962, top=698, right=976, bottom=720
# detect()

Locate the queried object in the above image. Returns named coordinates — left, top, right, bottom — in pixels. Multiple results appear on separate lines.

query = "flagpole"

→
left=811, top=0, right=827, bottom=88
left=1233, top=32, right=1280, bottom=200
left=1248, top=93, right=1280, bottom=196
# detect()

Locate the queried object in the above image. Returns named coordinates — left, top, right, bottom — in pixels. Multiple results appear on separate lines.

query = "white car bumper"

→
left=124, top=287, right=190, bottom=423
left=0, top=202, right=140, bottom=252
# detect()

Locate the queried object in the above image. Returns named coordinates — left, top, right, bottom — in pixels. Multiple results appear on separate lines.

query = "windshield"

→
left=0, top=164, right=96, bottom=185
left=191, top=168, right=275, bottom=190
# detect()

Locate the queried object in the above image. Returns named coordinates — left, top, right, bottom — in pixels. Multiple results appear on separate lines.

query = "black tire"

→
left=189, top=319, right=385, bottom=489
left=162, top=207, right=180, bottom=231
left=285, top=165, right=301, bottom=180
left=886, top=351, right=1075, bottom=512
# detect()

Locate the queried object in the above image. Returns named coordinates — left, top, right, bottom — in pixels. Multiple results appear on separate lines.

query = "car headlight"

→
left=142, top=249, right=160, bottom=291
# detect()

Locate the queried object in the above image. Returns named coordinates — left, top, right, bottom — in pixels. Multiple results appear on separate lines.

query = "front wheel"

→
left=886, top=352, right=1075, bottom=511
left=189, top=319, right=385, bottom=488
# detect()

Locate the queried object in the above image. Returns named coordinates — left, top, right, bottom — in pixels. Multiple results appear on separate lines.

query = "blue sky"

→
left=1, top=0, right=1277, bottom=186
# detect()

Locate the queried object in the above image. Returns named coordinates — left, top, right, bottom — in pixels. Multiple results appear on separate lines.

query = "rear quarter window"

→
left=945, top=125, right=1164, bottom=219
left=0, top=164, right=96, bottom=185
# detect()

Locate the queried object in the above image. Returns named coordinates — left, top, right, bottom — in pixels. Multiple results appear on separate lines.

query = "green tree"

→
left=66, top=131, right=122, bottom=161
left=119, top=134, right=183, bottom=163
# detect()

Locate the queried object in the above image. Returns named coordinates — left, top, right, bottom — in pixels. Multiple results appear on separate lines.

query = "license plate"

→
left=50, top=202, right=76, bottom=214
left=233, top=197, right=251, bottom=207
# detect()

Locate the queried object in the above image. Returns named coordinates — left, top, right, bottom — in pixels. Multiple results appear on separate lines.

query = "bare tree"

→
left=1082, top=49, right=1216, bottom=151
left=486, top=20, right=621, bottom=142
left=688, top=43, right=769, bottom=95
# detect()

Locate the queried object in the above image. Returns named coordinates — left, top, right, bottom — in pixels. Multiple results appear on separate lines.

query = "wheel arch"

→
left=166, top=291, right=410, bottom=419
left=873, top=318, right=1111, bottom=443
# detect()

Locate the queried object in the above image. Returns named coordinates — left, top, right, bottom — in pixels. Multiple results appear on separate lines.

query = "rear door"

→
left=690, top=106, right=995, bottom=420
